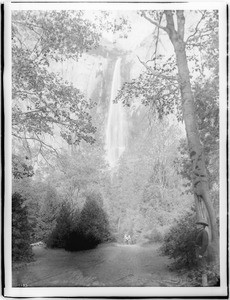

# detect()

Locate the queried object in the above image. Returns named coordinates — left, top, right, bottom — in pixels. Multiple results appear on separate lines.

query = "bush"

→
left=80, top=193, right=111, bottom=242
left=46, top=202, right=77, bottom=248
left=65, top=192, right=112, bottom=251
left=65, top=227, right=101, bottom=251
left=185, top=265, right=220, bottom=287
left=160, top=210, right=198, bottom=270
left=144, top=228, right=164, bottom=243
left=12, top=192, right=34, bottom=262
left=160, top=209, right=220, bottom=286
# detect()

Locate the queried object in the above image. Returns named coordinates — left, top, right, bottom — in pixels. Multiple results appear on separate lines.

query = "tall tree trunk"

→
left=163, top=11, right=218, bottom=258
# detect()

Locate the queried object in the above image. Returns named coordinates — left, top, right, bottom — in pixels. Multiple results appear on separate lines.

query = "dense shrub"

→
left=80, top=193, right=111, bottom=242
left=12, top=192, right=34, bottom=262
left=185, top=264, right=220, bottom=287
left=144, top=228, right=164, bottom=243
left=160, top=209, right=220, bottom=286
left=65, top=192, right=112, bottom=251
left=160, top=210, right=198, bottom=270
left=46, top=202, right=77, bottom=248
left=65, top=227, right=101, bottom=251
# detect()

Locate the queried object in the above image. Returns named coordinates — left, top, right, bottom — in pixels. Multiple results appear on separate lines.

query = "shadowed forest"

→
left=11, top=7, right=221, bottom=289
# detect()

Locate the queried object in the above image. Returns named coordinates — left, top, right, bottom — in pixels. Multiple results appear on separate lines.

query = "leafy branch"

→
left=141, top=11, right=167, bottom=32
left=185, top=11, right=207, bottom=45
left=137, top=55, right=178, bottom=81
left=13, top=133, right=60, bottom=156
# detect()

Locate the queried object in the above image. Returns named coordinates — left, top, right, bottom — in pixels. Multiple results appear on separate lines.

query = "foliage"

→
left=12, top=155, right=39, bottom=246
left=43, top=136, right=110, bottom=213
left=194, top=78, right=219, bottom=191
left=12, top=192, right=34, bottom=262
left=175, top=72, right=219, bottom=193
left=115, top=61, right=182, bottom=121
left=144, top=228, right=164, bottom=243
left=173, top=139, right=193, bottom=193
left=65, top=228, right=100, bottom=251
left=12, top=10, right=100, bottom=151
left=46, top=202, right=80, bottom=248
left=116, top=11, right=218, bottom=124
left=160, top=209, right=198, bottom=270
left=12, top=177, right=58, bottom=243
left=12, top=11, right=101, bottom=61
left=184, top=265, right=220, bottom=287
left=12, top=154, right=34, bottom=179
left=114, top=10, right=219, bottom=248
left=185, top=10, right=219, bottom=76
left=104, top=117, right=193, bottom=242
left=80, top=192, right=111, bottom=241
left=65, top=192, right=112, bottom=251
left=38, top=186, right=60, bottom=243
left=160, top=208, right=220, bottom=285
left=12, top=132, right=110, bottom=248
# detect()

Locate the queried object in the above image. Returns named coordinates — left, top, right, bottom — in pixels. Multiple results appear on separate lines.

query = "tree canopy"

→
left=12, top=11, right=101, bottom=153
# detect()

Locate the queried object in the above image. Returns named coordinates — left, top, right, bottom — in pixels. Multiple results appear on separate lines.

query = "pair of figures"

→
left=124, top=233, right=131, bottom=245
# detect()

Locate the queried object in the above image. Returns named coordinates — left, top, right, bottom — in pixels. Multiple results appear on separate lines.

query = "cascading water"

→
left=105, top=57, right=127, bottom=168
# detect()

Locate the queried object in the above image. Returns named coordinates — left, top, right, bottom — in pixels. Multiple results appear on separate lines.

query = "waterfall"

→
left=105, top=57, right=127, bottom=168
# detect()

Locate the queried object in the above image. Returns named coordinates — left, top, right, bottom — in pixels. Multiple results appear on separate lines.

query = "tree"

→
left=38, top=186, right=60, bottom=242
left=117, top=10, right=219, bottom=261
left=79, top=192, right=111, bottom=243
left=160, top=209, right=198, bottom=270
left=12, top=192, right=34, bottom=262
left=46, top=202, right=79, bottom=248
left=42, top=116, right=111, bottom=206
left=12, top=11, right=100, bottom=154
left=175, top=12, right=219, bottom=194
left=65, top=192, right=112, bottom=251
left=145, top=11, right=218, bottom=254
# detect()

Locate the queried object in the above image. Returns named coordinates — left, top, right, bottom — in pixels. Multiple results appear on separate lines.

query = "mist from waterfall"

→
left=105, top=57, right=127, bottom=168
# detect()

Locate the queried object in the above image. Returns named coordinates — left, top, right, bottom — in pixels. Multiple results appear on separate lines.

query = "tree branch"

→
left=137, top=55, right=178, bottom=81
left=30, top=33, right=44, bottom=58
left=13, top=133, right=60, bottom=156
left=16, top=109, right=45, bottom=115
left=23, top=130, right=32, bottom=158
left=141, top=11, right=168, bottom=32
left=150, top=12, right=164, bottom=66
left=185, top=11, right=206, bottom=45
left=40, top=149, right=55, bottom=167
left=14, top=90, right=37, bottom=95
left=13, top=20, right=44, bottom=31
